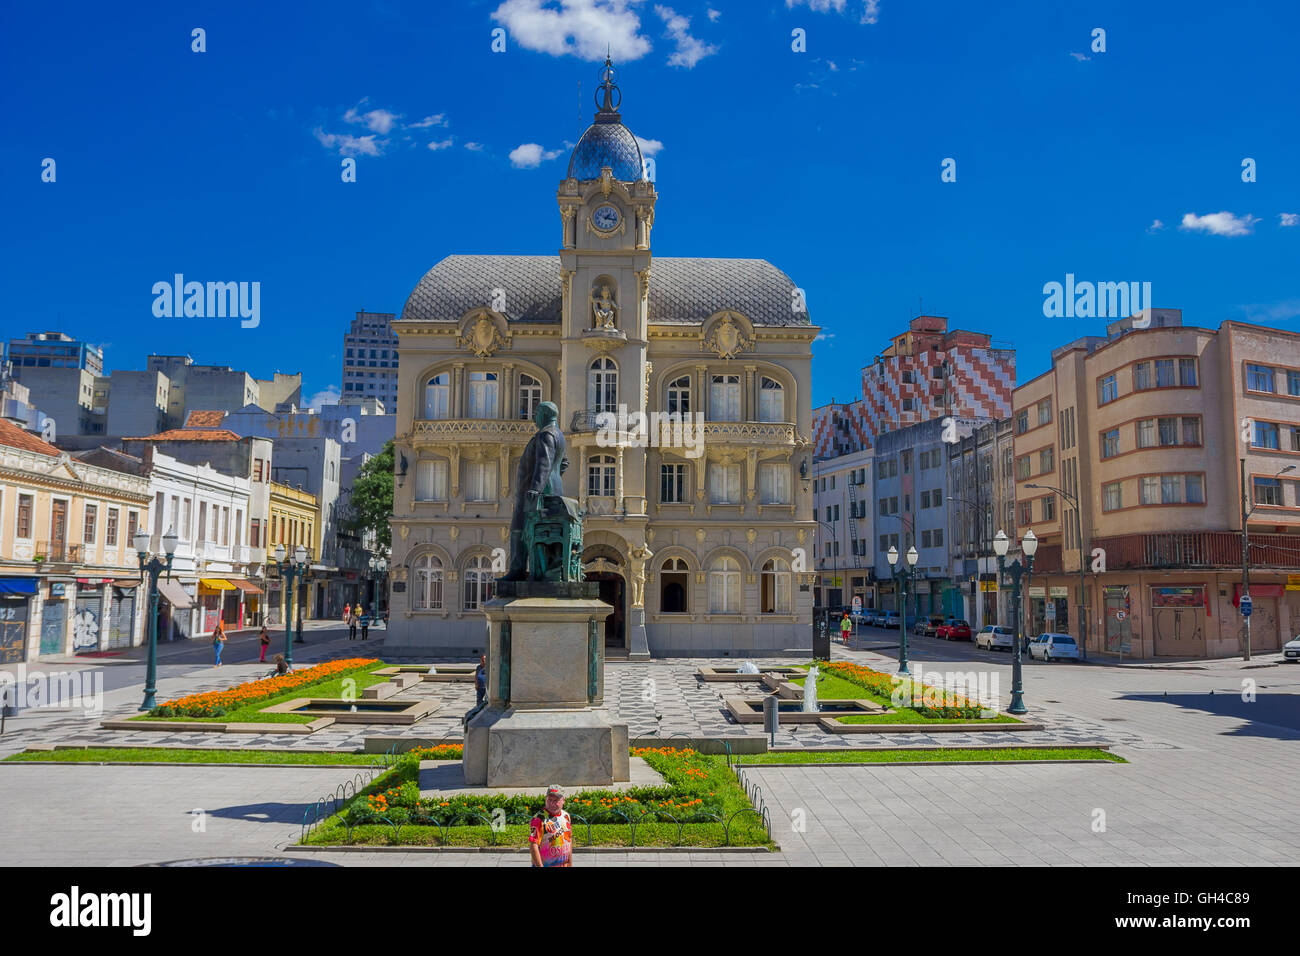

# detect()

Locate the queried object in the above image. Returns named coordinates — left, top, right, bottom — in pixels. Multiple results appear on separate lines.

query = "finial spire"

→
left=594, top=53, right=621, bottom=121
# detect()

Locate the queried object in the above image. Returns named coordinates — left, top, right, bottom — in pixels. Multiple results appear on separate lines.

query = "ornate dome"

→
left=566, top=57, right=645, bottom=183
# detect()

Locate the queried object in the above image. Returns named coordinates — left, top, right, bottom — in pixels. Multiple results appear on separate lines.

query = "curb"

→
left=282, top=843, right=773, bottom=854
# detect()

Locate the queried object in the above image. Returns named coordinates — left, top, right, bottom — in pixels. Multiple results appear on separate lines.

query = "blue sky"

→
left=3, top=0, right=1298, bottom=410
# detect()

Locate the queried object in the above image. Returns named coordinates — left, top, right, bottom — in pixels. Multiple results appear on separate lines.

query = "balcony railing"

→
left=412, top=419, right=536, bottom=442
left=34, top=542, right=82, bottom=564
left=1091, top=531, right=1300, bottom=571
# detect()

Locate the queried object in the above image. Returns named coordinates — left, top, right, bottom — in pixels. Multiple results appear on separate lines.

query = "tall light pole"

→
left=1026, top=481, right=1089, bottom=660
left=1240, top=462, right=1296, bottom=661
left=993, top=528, right=1034, bottom=715
left=887, top=544, right=919, bottom=676
left=273, top=544, right=308, bottom=666
left=369, top=553, right=389, bottom=617
left=135, top=528, right=178, bottom=711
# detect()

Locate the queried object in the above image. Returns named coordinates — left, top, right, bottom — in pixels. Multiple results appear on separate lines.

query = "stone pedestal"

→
left=463, top=592, right=630, bottom=787
left=627, top=607, right=651, bottom=661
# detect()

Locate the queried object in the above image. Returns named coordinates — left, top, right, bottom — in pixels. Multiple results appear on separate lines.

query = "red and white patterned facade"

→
left=813, top=315, right=1015, bottom=460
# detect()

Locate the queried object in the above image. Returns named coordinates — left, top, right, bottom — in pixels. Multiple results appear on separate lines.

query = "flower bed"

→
left=149, top=658, right=382, bottom=718
left=817, top=661, right=987, bottom=720
left=302, top=746, right=769, bottom=848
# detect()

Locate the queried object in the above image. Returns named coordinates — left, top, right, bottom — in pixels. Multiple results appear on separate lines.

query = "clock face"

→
left=592, top=204, right=621, bottom=232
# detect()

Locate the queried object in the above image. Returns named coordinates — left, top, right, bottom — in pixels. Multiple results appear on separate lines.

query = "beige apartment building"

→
left=1012, top=310, right=1300, bottom=659
left=0, top=419, right=152, bottom=661
left=385, top=62, right=817, bottom=658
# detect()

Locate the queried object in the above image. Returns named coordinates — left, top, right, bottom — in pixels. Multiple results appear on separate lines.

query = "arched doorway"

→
left=583, top=546, right=626, bottom=649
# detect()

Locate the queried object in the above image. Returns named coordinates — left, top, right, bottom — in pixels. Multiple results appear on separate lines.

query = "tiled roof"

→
left=185, top=410, right=227, bottom=428
left=126, top=429, right=244, bottom=442
left=399, top=255, right=812, bottom=327
left=0, top=418, right=60, bottom=457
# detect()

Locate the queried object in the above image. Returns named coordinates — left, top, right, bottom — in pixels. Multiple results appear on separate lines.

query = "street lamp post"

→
left=887, top=544, right=919, bottom=676
left=1025, top=481, right=1089, bottom=660
left=369, top=554, right=389, bottom=620
left=134, top=528, right=178, bottom=711
left=273, top=544, right=308, bottom=666
left=1239, top=462, right=1296, bottom=661
left=993, top=528, right=1034, bottom=715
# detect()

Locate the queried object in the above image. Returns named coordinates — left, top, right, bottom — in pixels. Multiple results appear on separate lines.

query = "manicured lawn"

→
left=735, top=747, right=1124, bottom=764
left=301, top=747, right=770, bottom=849
left=128, top=667, right=392, bottom=724
left=788, top=672, right=871, bottom=701
left=790, top=664, right=1018, bottom=724
left=3, top=747, right=378, bottom=765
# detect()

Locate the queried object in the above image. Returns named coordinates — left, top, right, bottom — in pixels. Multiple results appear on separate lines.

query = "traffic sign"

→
left=852, top=596, right=862, bottom=613
left=1240, top=594, right=1253, bottom=617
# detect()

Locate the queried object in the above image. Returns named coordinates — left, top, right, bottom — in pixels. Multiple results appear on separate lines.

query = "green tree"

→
left=347, top=439, right=394, bottom=549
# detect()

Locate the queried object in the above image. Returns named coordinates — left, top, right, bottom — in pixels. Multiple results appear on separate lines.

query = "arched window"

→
left=423, top=373, right=450, bottom=419
left=463, top=555, right=496, bottom=611
left=588, top=357, right=618, bottom=414
left=709, top=556, right=741, bottom=614
left=518, top=374, right=542, bottom=421
left=660, top=557, right=689, bottom=613
left=467, top=371, right=499, bottom=419
left=710, top=374, right=741, bottom=421
left=667, top=375, right=691, bottom=415
left=587, top=454, right=616, bottom=497
left=759, top=376, right=785, bottom=422
left=760, top=557, right=792, bottom=614
left=412, top=554, right=443, bottom=610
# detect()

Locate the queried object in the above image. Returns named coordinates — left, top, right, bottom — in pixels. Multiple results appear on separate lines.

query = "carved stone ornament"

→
left=400, top=524, right=410, bottom=541
left=590, top=285, right=619, bottom=330
left=458, top=314, right=509, bottom=358
left=702, top=313, right=753, bottom=359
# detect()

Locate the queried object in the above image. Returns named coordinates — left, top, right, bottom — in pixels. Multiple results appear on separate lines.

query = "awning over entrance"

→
left=157, top=578, right=194, bottom=608
left=199, top=578, right=235, bottom=591
left=0, top=577, right=38, bottom=595
left=227, top=578, right=264, bottom=596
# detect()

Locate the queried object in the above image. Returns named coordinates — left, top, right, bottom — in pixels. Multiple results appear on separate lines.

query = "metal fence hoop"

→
left=725, top=807, right=766, bottom=846
left=567, top=812, right=594, bottom=847
left=607, top=807, right=637, bottom=847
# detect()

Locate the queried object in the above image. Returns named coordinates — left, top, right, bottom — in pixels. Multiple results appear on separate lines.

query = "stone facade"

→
left=385, top=66, right=817, bottom=658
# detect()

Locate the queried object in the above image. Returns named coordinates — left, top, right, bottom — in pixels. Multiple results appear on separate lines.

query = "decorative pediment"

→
left=456, top=310, right=510, bottom=358
left=701, top=311, right=754, bottom=359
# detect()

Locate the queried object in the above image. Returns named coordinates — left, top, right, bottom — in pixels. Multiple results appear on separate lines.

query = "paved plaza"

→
left=1, top=625, right=1297, bottom=866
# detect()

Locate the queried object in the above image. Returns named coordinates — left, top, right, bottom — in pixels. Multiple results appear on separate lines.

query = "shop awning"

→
left=227, top=578, right=264, bottom=596
left=157, top=578, right=194, bottom=608
left=0, top=577, right=38, bottom=595
left=199, top=578, right=236, bottom=591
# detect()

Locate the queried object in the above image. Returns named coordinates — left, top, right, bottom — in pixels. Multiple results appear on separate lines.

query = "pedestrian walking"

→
left=529, top=785, right=573, bottom=867
left=258, top=625, right=271, bottom=662
left=474, top=654, right=487, bottom=707
left=348, top=607, right=358, bottom=641
left=359, top=607, right=370, bottom=640
left=212, top=621, right=227, bottom=667
left=840, top=612, right=852, bottom=644
left=342, top=602, right=351, bottom=624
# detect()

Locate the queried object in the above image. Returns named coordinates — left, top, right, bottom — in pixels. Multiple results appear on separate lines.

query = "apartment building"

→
left=811, top=449, right=873, bottom=614
left=946, top=417, right=1017, bottom=628
left=1012, top=310, right=1300, bottom=659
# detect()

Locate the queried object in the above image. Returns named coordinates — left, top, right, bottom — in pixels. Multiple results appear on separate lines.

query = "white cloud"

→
left=509, top=142, right=564, bottom=167
left=464, top=142, right=485, bottom=152
left=1238, top=299, right=1300, bottom=323
left=785, top=0, right=880, bottom=24
left=1070, top=52, right=1091, bottom=61
left=813, top=332, right=836, bottom=342
left=427, top=138, right=455, bottom=151
left=1179, top=211, right=1260, bottom=237
left=345, top=103, right=401, bottom=134
left=1147, top=219, right=1166, bottom=233
left=314, top=128, right=383, bottom=156
left=307, top=387, right=341, bottom=410
left=492, top=0, right=653, bottom=61
left=707, top=7, right=721, bottom=21
left=655, top=5, right=718, bottom=68
left=635, top=135, right=664, bottom=156
left=409, top=114, right=448, bottom=129
left=1280, top=213, right=1298, bottom=227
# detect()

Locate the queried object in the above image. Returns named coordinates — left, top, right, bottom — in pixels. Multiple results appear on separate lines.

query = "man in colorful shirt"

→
left=529, top=785, right=573, bottom=867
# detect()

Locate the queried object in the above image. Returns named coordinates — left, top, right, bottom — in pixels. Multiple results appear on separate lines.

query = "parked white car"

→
left=1284, top=635, right=1300, bottom=662
left=1029, top=632, right=1080, bottom=662
left=974, top=625, right=1014, bottom=651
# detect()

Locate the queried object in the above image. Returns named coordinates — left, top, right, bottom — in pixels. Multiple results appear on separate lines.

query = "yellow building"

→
left=266, top=480, right=318, bottom=626
left=0, top=419, right=152, bottom=660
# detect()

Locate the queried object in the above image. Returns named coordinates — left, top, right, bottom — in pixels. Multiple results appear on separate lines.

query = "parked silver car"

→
left=1284, top=635, right=1300, bottom=662
left=1028, top=632, right=1080, bottom=661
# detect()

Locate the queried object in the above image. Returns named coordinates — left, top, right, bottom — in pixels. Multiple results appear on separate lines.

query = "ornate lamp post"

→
left=135, top=527, right=178, bottom=711
left=887, top=544, right=919, bottom=676
left=369, top=554, right=389, bottom=619
left=273, top=544, right=308, bottom=666
left=994, top=528, right=1035, bottom=715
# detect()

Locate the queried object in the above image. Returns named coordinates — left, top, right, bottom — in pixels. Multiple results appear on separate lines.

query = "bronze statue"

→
left=502, top=401, right=570, bottom=581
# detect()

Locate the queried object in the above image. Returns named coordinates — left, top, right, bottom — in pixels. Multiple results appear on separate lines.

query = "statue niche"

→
left=590, top=282, right=619, bottom=331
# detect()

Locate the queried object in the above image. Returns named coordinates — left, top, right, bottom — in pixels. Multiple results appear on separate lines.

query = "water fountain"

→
left=736, top=660, right=760, bottom=675
left=802, top=665, right=820, bottom=713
